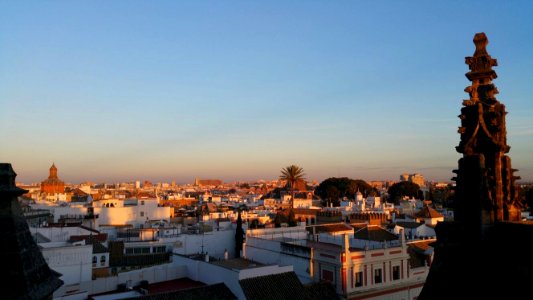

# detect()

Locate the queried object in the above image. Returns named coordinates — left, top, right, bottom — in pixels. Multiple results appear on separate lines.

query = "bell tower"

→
left=49, top=163, right=58, bottom=179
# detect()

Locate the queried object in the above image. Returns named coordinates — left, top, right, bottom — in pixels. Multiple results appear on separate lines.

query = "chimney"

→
left=399, top=228, right=406, bottom=247
left=342, top=233, right=350, bottom=253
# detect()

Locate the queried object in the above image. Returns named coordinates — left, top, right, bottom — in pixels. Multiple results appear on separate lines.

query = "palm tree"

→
left=279, top=165, right=306, bottom=209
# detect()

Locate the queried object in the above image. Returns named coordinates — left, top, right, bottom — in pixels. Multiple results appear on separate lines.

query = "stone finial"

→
left=0, top=163, right=26, bottom=195
left=473, top=32, right=489, bottom=57
left=0, top=163, right=63, bottom=297
left=0, top=163, right=17, bottom=188
left=465, top=32, right=498, bottom=81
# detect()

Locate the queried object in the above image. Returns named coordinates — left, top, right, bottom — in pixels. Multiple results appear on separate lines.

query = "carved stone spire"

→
left=454, top=32, right=521, bottom=226
left=420, top=33, right=533, bottom=300
left=465, top=32, right=498, bottom=82
left=0, top=163, right=63, bottom=299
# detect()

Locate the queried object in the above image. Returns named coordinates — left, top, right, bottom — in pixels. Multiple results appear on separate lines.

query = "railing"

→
left=23, top=210, right=52, bottom=217
left=59, top=214, right=84, bottom=220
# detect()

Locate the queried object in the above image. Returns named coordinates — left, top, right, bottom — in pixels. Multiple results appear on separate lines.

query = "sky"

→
left=1, top=1, right=533, bottom=184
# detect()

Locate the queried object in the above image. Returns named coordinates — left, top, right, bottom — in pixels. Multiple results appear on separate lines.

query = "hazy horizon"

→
left=2, top=1, right=533, bottom=184
left=14, top=162, right=457, bottom=185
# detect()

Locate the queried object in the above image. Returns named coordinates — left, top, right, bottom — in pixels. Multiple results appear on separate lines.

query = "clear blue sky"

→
left=1, top=1, right=532, bottom=184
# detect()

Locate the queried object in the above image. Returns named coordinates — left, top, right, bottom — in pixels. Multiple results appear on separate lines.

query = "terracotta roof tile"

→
left=415, top=206, right=444, bottom=219
left=408, top=239, right=435, bottom=253
left=307, top=223, right=353, bottom=234
left=353, top=225, right=399, bottom=241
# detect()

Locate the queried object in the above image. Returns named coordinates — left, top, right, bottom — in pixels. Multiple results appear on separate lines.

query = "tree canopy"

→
left=280, top=165, right=306, bottom=189
left=315, top=177, right=375, bottom=207
left=387, top=181, right=423, bottom=203
left=279, top=165, right=306, bottom=208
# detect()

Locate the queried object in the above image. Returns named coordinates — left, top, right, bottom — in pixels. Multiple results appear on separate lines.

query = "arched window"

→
left=101, top=255, right=106, bottom=266
left=92, top=256, right=97, bottom=267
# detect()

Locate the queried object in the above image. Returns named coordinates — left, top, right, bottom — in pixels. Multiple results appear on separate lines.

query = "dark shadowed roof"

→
left=395, top=221, right=424, bottom=229
left=85, top=236, right=108, bottom=253
left=307, top=223, right=353, bottom=234
left=353, top=225, right=399, bottom=241
left=33, top=232, right=52, bottom=243
left=70, top=233, right=108, bottom=243
left=239, top=271, right=309, bottom=300
left=415, top=206, right=444, bottom=219
left=408, top=239, right=435, bottom=254
left=124, top=283, right=236, bottom=300
left=145, top=278, right=205, bottom=295
left=71, top=188, right=89, bottom=196
left=211, top=257, right=265, bottom=270
left=305, top=282, right=340, bottom=300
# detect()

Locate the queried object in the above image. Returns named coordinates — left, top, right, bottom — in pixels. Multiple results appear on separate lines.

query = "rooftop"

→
left=144, top=278, right=205, bottom=295
left=211, top=257, right=265, bottom=270
left=395, top=221, right=424, bottom=229
left=239, top=271, right=309, bottom=300
left=353, top=225, right=399, bottom=241
left=415, top=206, right=444, bottom=219
left=408, top=239, right=435, bottom=254
left=308, top=223, right=353, bottom=234
left=125, top=283, right=236, bottom=300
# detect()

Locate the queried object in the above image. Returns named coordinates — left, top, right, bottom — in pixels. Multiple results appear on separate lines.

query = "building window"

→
left=92, top=256, right=97, bottom=267
left=131, top=247, right=151, bottom=254
left=101, top=255, right=106, bottom=266
left=153, top=246, right=166, bottom=253
left=393, top=265, right=400, bottom=280
left=374, top=268, right=382, bottom=284
left=140, top=211, right=144, bottom=217
left=355, top=271, right=363, bottom=287
left=322, top=269, right=333, bottom=282
left=141, top=200, right=145, bottom=205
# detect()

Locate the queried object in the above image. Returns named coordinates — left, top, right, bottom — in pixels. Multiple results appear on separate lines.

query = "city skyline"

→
left=2, top=1, right=533, bottom=183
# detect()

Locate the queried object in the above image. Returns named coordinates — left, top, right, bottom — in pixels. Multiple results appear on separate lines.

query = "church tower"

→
left=41, top=163, right=65, bottom=194
left=49, top=163, right=58, bottom=179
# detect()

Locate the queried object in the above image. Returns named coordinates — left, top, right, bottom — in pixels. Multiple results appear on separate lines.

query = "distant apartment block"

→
left=194, top=178, right=223, bottom=186
left=400, top=173, right=426, bottom=187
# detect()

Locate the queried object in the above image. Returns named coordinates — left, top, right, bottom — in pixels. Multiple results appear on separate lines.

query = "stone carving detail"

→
left=0, top=163, right=63, bottom=298
left=453, top=32, right=521, bottom=224
left=419, top=33, right=532, bottom=300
